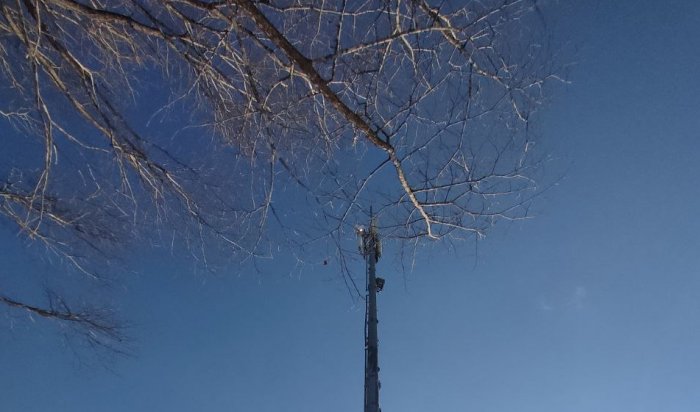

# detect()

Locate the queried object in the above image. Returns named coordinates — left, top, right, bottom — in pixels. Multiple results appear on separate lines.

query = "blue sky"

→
left=3, top=0, right=700, bottom=411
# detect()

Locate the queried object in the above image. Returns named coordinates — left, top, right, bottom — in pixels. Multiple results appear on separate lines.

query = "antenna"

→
left=358, top=208, right=383, bottom=412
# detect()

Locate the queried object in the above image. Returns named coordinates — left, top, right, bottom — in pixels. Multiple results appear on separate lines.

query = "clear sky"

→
left=3, top=0, right=700, bottom=411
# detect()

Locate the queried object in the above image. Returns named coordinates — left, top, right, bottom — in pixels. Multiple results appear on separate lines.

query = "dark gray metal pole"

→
left=362, top=214, right=381, bottom=412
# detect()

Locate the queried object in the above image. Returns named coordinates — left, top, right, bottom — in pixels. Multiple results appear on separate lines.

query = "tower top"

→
left=356, top=216, right=381, bottom=261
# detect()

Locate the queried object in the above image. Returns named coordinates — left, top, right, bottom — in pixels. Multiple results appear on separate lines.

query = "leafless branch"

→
left=0, top=0, right=560, bottom=342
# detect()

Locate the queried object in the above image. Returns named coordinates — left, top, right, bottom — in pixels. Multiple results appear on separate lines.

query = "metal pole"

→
left=363, top=213, right=381, bottom=412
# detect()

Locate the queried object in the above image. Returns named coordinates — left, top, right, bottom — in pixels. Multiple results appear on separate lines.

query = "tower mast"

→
left=359, top=211, right=383, bottom=412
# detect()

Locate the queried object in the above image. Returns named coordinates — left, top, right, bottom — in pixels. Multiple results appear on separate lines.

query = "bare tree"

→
left=0, top=0, right=558, bottom=349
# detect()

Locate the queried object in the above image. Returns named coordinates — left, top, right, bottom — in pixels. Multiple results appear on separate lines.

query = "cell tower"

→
left=357, top=212, right=384, bottom=412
